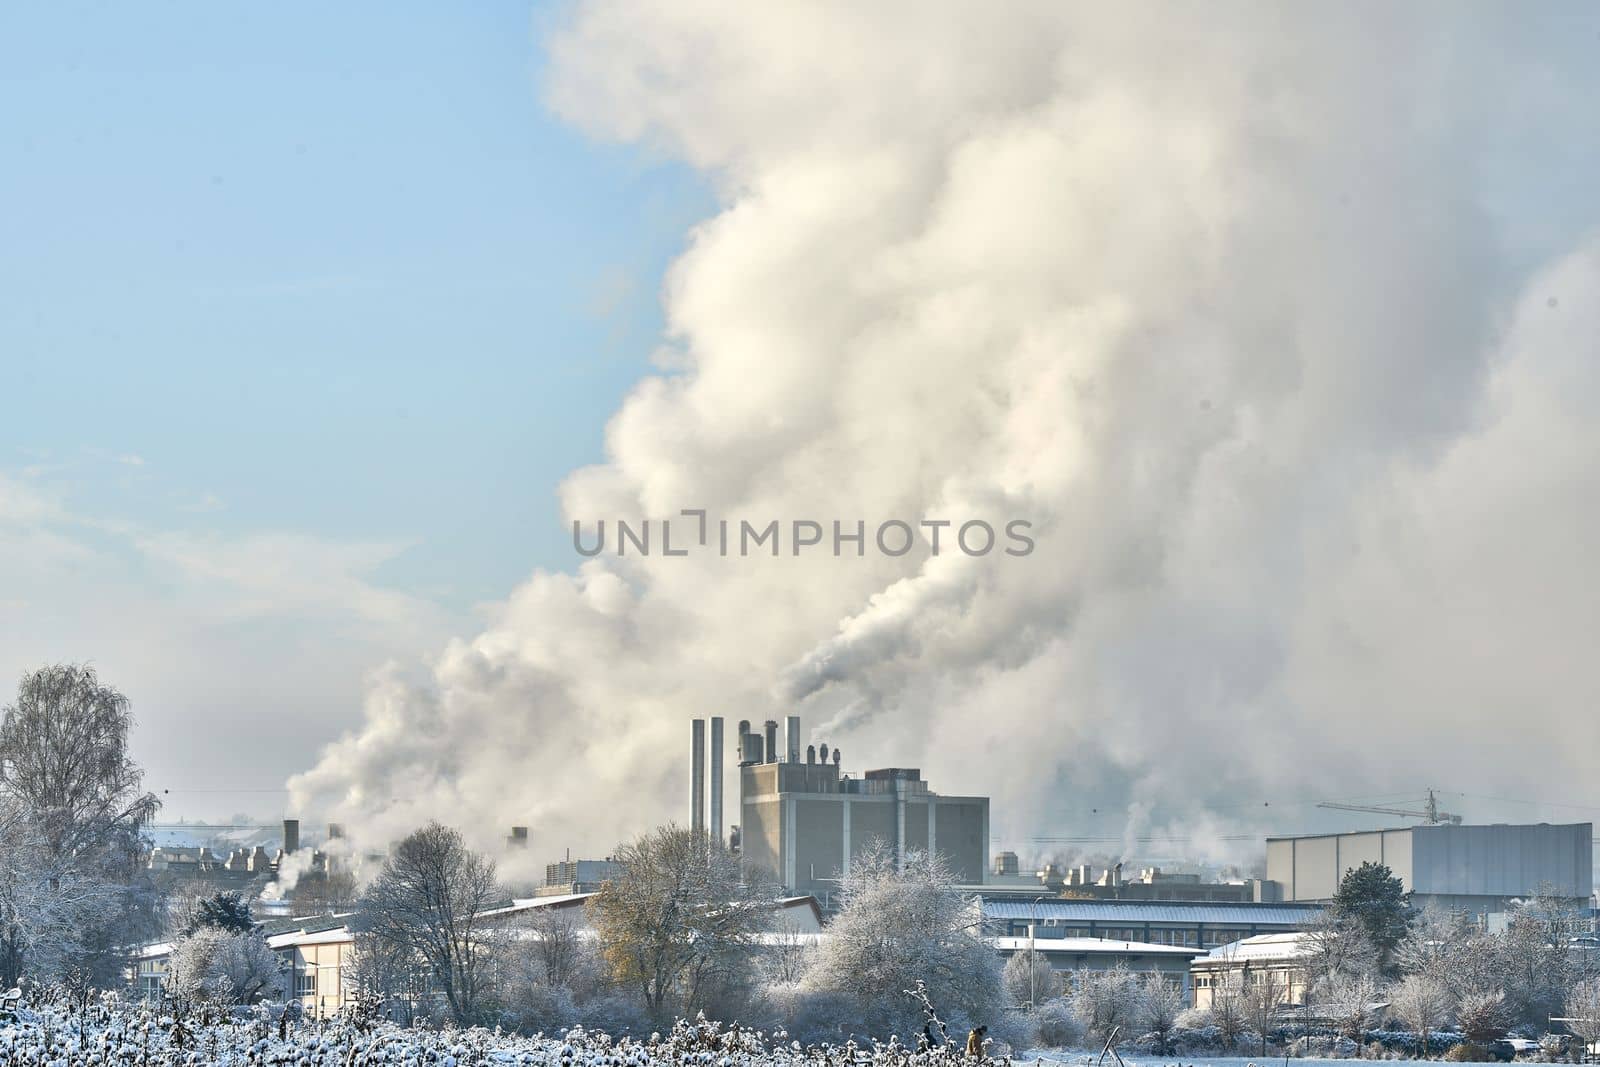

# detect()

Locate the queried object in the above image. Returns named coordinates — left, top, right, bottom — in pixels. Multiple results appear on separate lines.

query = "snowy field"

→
left=1018, top=1058, right=1518, bottom=1067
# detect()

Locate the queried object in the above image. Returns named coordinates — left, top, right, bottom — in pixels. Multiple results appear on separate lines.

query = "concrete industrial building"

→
left=1266, top=822, right=1593, bottom=915
left=712, top=716, right=988, bottom=903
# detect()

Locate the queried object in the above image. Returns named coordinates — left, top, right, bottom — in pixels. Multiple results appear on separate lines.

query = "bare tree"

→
left=1564, top=977, right=1600, bottom=1049
left=589, top=824, right=771, bottom=1023
left=360, top=822, right=500, bottom=1025
left=1498, top=885, right=1580, bottom=1026
left=345, top=929, right=430, bottom=1024
left=289, top=869, right=359, bottom=916
left=1208, top=972, right=1249, bottom=1050
left=761, top=913, right=815, bottom=988
left=1138, top=972, right=1185, bottom=1053
left=1391, top=974, right=1453, bottom=1059
left=1243, top=966, right=1288, bottom=1056
left=526, top=907, right=589, bottom=991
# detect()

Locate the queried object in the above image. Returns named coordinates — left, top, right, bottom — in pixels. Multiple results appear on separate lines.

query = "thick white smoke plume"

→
left=289, top=2, right=1600, bottom=872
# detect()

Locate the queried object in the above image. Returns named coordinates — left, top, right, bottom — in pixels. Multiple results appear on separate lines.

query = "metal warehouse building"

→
left=979, top=898, right=1323, bottom=950
left=1266, top=822, right=1593, bottom=914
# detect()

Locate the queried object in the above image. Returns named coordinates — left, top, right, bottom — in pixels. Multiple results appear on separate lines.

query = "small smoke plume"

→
left=289, top=2, right=1600, bottom=867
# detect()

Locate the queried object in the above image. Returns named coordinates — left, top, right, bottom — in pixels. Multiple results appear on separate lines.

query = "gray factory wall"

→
left=934, top=798, right=988, bottom=883
left=742, top=796, right=783, bottom=883
left=1412, top=823, right=1592, bottom=899
left=1269, top=829, right=1414, bottom=901
left=794, top=798, right=841, bottom=893
left=1267, top=824, right=1588, bottom=902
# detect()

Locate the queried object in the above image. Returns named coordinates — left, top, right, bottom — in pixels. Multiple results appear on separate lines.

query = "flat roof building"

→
left=1266, top=822, right=1593, bottom=915
left=737, top=718, right=989, bottom=903
left=979, top=897, right=1323, bottom=950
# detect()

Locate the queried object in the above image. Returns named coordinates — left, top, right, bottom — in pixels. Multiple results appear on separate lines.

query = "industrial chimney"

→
left=785, top=715, right=801, bottom=763
left=691, top=719, right=706, bottom=832
left=763, top=720, right=779, bottom=764
left=806, top=744, right=816, bottom=764
left=282, top=818, right=300, bottom=854
left=819, top=743, right=829, bottom=764
left=710, top=716, right=724, bottom=845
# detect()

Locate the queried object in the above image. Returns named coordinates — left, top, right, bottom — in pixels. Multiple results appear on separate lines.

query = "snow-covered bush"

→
left=1031, top=997, right=1082, bottom=1049
left=799, top=845, right=1002, bottom=1041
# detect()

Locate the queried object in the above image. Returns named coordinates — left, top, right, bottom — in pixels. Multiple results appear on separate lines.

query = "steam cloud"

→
left=288, top=2, right=1600, bottom=872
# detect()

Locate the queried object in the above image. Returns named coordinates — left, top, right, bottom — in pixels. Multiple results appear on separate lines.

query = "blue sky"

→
left=1, top=0, right=709, bottom=609
left=0, top=1, right=711, bottom=818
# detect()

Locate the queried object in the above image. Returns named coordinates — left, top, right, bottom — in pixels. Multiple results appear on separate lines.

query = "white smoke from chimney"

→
left=287, top=2, right=1600, bottom=862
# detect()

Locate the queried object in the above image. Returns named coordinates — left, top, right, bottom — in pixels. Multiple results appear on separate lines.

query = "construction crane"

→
left=1317, top=788, right=1462, bottom=825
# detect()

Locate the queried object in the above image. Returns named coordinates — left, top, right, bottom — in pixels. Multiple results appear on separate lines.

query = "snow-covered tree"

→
left=1497, top=886, right=1582, bottom=1026
left=1455, top=988, right=1510, bottom=1044
left=1138, top=973, right=1185, bottom=1053
left=1390, top=974, right=1453, bottom=1058
left=801, top=844, right=1002, bottom=1040
left=0, top=665, right=162, bottom=987
left=1066, top=965, right=1141, bottom=1043
left=1563, top=977, right=1600, bottom=1047
left=360, top=821, right=501, bottom=1025
left=0, top=799, right=118, bottom=985
left=1001, top=946, right=1058, bottom=1009
left=1207, top=972, right=1249, bottom=1050
left=168, top=928, right=285, bottom=1005
left=588, top=824, right=771, bottom=1023
left=1243, top=967, right=1288, bottom=1056
left=1319, top=971, right=1382, bottom=1041
left=760, top=914, right=815, bottom=988
left=1304, top=907, right=1381, bottom=990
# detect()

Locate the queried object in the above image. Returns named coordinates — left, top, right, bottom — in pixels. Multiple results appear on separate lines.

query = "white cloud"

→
left=0, top=469, right=455, bottom=820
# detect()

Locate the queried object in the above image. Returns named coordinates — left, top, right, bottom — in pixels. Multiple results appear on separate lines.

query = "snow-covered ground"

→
left=1017, top=1057, right=1516, bottom=1067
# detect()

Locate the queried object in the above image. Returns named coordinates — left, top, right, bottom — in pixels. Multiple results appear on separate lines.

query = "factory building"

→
left=979, top=897, right=1322, bottom=950
left=699, top=716, right=987, bottom=903
left=1266, top=822, right=1593, bottom=915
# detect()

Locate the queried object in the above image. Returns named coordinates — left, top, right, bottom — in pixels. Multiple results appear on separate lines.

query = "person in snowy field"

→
left=966, top=1024, right=987, bottom=1058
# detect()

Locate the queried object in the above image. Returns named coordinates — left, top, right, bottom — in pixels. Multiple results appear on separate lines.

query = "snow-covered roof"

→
left=992, top=935, right=1203, bottom=957
left=980, top=899, right=1321, bottom=925
left=1197, top=931, right=1313, bottom=963
left=484, top=893, right=596, bottom=917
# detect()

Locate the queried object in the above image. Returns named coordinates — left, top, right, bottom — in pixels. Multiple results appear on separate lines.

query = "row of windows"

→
left=1007, top=921, right=1266, bottom=947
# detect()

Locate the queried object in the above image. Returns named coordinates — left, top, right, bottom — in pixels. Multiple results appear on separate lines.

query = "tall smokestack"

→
left=282, top=818, right=300, bottom=854
left=691, top=718, right=706, bottom=832
left=785, top=715, right=801, bottom=763
left=710, top=716, right=724, bottom=845
left=763, top=720, right=778, bottom=764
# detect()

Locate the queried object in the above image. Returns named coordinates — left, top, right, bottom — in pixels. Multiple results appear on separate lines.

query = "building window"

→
left=295, top=971, right=316, bottom=997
